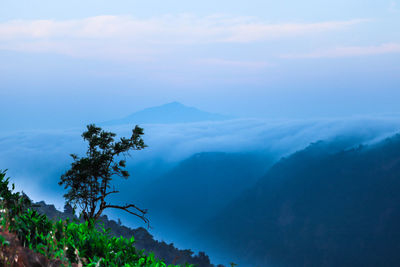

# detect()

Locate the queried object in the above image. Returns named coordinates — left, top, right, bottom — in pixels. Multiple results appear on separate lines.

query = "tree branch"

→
left=94, top=190, right=119, bottom=202
left=104, top=203, right=150, bottom=228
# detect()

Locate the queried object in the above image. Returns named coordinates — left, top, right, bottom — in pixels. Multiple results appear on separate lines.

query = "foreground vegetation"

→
left=0, top=170, right=192, bottom=267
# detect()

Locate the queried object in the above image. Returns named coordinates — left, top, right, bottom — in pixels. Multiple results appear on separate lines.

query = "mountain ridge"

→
left=136, top=151, right=274, bottom=229
left=101, top=102, right=233, bottom=125
left=195, top=133, right=400, bottom=267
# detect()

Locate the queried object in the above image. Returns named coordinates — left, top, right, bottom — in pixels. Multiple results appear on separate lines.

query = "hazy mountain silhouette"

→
left=133, top=152, right=274, bottom=235
left=196, top=134, right=400, bottom=267
left=102, top=102, right=233, bottom=125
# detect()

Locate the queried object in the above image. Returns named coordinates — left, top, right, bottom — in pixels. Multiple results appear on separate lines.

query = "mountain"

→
left=102, top=102, right=232, bottom=125
left=196, top=134, right=400, bottom=267
left=116, top=151, right=275, bottom=260
left=134, top=152, right=274, bottom=235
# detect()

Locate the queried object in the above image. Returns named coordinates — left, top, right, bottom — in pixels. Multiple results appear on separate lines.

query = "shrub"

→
left=0, top=170, right=192, bottom=267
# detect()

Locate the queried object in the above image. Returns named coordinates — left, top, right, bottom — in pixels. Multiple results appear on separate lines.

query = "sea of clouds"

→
left=1, top=116, right=400, bottom=209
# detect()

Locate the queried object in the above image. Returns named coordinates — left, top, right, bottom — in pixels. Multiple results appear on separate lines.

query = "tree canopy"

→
left=59, top=124, right=149, bottom=227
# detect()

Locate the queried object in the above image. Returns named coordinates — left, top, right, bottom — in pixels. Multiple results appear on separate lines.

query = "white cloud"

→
left=0, top=15, right=367, bottom=60
left=2, top=116, right=400, bottom=205
left=196, top=58, right=272, bottom=68
left=219, top=19, right=366, bottom=43
left=282, top=43, right=400, bottom=59
left=389, top=1, right=400, bottom=13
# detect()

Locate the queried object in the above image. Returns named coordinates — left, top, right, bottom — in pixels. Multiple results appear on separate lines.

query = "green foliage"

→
left=0, top=170, right=192, bottom=267
left=0, top=235, right=9, bottom=246
left=0, top=170, right=33, bottom=229
left=59, top=124, right=149, bottom=226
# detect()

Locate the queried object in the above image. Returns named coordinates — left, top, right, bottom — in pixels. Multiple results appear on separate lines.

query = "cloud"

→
left=0, top=15, right=367, bottom=60
left=219, top=19, right=366, bottom=43
left=282, top=43, right=400, bottom=59
left=1, top=115, right=400, bottom=213
left=196, top=58, right=272, bottom=68
left=2, top=116, right=400, bottom=176
left=389, top=1, right=400, bottom=13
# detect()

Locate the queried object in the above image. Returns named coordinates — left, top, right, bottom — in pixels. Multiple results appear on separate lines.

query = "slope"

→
left=131, top=152, right=275, bottom=243
left=197, top=134, right=400, bottom=267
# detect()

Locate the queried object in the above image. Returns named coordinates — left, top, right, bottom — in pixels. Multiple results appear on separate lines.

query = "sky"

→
left=0, top=0, right=399, bottom=130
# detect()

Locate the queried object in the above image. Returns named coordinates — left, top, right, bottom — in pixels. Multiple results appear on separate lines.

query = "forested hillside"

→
left=197, top=134, right=400, bottom=267
left=136, top=152, right=274, bottom=233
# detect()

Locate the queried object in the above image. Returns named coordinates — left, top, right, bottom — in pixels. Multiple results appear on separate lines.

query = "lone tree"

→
left=59, top=124, right=149, bottom=227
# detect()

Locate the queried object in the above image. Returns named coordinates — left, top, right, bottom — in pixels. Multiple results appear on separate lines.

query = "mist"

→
left=1, top=115, right=400, bottom=265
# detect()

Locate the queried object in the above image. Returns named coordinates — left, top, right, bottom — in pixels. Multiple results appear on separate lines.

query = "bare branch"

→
left=94, top=190, right=119, bottom=202
left=104, top=203, right=150, bottom=228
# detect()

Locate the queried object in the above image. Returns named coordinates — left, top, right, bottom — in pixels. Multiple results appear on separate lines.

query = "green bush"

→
left=0, top=170, right=192, bottom=267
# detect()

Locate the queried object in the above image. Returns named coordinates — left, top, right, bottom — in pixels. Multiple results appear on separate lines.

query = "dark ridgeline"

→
left=197, top=134, right=400, bottom=267
left=137, top=152, right=274, bottom=233
left=34, top=201, right=224, bottom=267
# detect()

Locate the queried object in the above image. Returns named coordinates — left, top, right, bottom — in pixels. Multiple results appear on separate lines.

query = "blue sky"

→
left=1, top=0, right=400, bottom=130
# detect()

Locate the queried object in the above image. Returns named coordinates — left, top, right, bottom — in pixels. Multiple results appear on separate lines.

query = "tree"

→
left=59, top=124, right=149, bottom=227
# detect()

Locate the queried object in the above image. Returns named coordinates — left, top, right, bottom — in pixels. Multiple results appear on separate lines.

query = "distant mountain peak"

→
left=102, top=102, right=233, bottom=126
left=163, top=101, right=184, bottom=106
left=136, top=101, right=195, bottom=113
